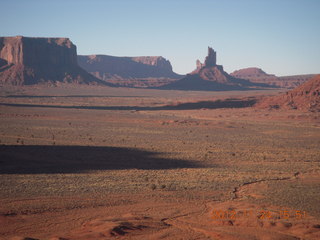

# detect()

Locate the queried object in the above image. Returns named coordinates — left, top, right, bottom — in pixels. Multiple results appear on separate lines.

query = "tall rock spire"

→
left=159, top=46, right=273, bottom=91
left=204, top=47, right=216, bottom=67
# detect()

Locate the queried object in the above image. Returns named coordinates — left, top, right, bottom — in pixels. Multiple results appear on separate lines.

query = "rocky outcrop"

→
left=196, top=59, right=204, bottom=69
left=256, top=74, right=320, bottom=111
left=194, top=47, right=217, bottom=71
left=204, top=47, right=216, bottom=67
left=230, top=67, right=315, bottom=88
left=78, top=55, right=182, bottom=88
left=0, top=36, right=105, bottom=85
left=159, top=47, right=272, bottom=91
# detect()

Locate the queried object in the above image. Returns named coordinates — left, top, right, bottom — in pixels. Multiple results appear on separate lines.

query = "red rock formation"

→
left=256, top=74, right=320, bottom=111
left=204, top=47, right=216, bottom=67
left=230, top=67, right=315, bottom=88
left=78, top=55, right=182, bottom=88
left=160, top=47, right=271, bottom=91
left=0, top=36, right=105, bottom=85
left=231, top=67, right=274, bottom=78
left=196, top=59, right=204, bottom=69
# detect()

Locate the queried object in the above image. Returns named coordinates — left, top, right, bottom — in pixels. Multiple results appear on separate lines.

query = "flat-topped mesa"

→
left=78, top=54, right=182, bottom=87
left=204, top=47, right=216, bottom=67
left=0, top=36, right=103, bottom=85
left=131, top=56, right=173, bottom=72
left=0, top=36, right=77, bottom=67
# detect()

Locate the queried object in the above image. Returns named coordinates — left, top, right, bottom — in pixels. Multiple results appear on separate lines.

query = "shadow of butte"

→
left=0, top=98, right=257, bottom=111
left=0, top=145, right=205, bottom=174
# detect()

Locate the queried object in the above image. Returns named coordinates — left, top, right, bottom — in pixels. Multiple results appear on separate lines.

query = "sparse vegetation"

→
left=0, top=86, right=319, bottom=239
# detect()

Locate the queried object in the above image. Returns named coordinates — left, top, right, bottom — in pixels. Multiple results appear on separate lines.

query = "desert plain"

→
left=0, top=85, right=319, bottom=240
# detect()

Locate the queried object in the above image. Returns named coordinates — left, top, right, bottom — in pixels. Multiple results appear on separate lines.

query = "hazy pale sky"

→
left=1, top=0, right=319, bottom=76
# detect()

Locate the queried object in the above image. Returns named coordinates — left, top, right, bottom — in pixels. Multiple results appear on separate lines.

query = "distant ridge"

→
left=78, top=55, right=183, bottom=88
left=230, top=67, right=316, bottom=88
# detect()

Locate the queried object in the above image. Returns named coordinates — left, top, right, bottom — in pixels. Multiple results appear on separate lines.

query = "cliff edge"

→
left=0, top=36, right=104, bottom=85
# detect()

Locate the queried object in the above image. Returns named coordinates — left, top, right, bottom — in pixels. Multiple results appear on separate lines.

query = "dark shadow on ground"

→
left=0, top=98, right=257, bottom=111
left=5, top=95, right=151, bottom=98
left=164, top=98, right=257, bottom=110
left=0, top=145, right=205, bottom=174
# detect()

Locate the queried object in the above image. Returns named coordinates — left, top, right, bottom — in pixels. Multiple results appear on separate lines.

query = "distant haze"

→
left=1, top=0, right=319, bottom=76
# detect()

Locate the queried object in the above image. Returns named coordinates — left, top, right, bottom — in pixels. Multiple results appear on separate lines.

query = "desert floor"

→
left=0, top=85, right=319, bottom=240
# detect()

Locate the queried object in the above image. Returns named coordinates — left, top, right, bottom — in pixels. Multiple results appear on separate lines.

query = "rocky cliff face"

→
left=230, top=67, right=315, bottom=88
left=0, top=36, right=77, bottom=66
left=160, top=47, right=271, bottom=91
left=78, top=55, right=182, bottom=88
left=204, top=47, right=216, bottom=67
left=0, top=36, right=104, bottom=85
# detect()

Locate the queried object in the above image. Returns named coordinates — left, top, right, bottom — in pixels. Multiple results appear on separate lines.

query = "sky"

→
left=1, top=0, right=319, bottom=76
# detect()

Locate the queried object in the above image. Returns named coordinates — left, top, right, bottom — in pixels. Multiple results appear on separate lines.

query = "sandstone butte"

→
left=0, top=36, right=106, bottom=85
left=159, top=47, right=272, bottom=91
